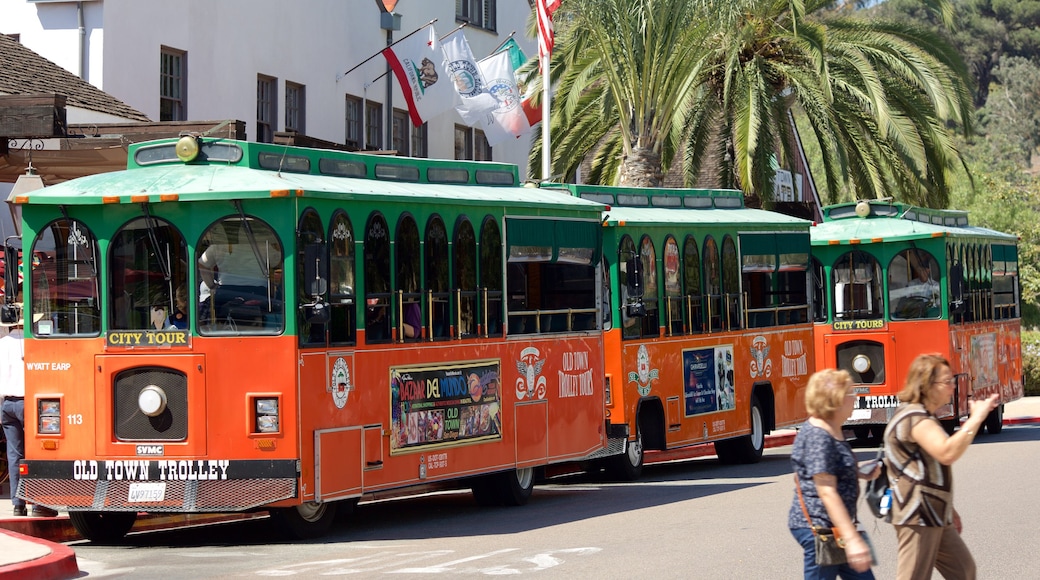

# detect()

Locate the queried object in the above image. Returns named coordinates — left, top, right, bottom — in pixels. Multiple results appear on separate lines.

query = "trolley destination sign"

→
left=106, top=329, right=190, bottom=347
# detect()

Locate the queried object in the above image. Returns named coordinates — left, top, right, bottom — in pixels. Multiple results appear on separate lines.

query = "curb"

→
left=1004, top=416, right=1040, bottom=426
left=646, top=431, right=797, bottom=465
left=0, top=529, right=78, bottom=580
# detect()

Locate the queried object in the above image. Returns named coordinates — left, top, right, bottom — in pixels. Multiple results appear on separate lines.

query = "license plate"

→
left=128, top=482, right=167, bottom=502
left=850, top=409, right=872, bottom=421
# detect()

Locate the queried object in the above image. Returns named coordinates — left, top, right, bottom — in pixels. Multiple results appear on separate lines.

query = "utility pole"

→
left=377, top=1, right=402, bottom=151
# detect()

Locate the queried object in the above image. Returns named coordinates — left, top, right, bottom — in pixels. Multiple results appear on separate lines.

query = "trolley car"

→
left=810, top=200, right=1022, bottom=438
left=10, top=136, right=609, bottom=541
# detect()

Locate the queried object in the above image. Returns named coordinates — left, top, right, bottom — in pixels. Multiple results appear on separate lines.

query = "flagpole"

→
left=490, top=31, right=517, bottom=55
left=541, top=52, right=551, bottom=182
left=367, top=23, right=468, bottom=85
left=340, top=18, right=438, bottom=80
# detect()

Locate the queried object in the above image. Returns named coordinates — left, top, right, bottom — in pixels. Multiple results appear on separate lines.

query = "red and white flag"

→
left=536, top=0, right=563, bottom=60
left=382, top=25, right=458, bottom=126
left=478, top=50, right=533, bottom=146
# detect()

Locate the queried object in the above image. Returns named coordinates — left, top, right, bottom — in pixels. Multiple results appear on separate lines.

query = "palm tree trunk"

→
left=617, top=147, right=663, bottom=188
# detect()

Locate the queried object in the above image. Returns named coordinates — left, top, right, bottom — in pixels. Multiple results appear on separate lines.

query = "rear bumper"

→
left=17, top=459, right=298, bottom=512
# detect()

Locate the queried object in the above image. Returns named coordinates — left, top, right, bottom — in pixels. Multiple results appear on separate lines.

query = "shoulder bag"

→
left=794, top=474, right=848, bottom=566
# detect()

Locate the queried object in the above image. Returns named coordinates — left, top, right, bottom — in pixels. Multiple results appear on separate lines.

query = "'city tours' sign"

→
left=832, top=319, right=885, bottom=331
left=106, top=329, right=190, bottom=347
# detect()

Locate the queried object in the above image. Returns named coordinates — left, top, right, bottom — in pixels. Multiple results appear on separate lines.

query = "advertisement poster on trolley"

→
left=684, top=345, right=735, bottom=416
left=391, top=360, right=502, bottom=452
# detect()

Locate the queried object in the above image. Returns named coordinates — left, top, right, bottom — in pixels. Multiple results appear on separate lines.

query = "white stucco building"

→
left=1, top=0, right=539, bottom=176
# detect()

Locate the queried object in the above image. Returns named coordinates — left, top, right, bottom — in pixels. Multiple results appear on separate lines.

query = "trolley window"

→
left=888, top=249, right=941, bottom=320
left=196, top=215, right=284, bottom=335
left=109, top=217, right=189, bottom=332
left=832, top=251, right=883, bottom=321
left=30, top=218, right=101, bottom=337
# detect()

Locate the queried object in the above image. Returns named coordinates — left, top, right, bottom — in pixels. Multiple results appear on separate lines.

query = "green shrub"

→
left=1022, top=330, right=1040, bottom=396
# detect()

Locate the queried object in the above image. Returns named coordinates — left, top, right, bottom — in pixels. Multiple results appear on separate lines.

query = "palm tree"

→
left=527, top=0, right=716, bottom=187
left=534, top=0, right=975, bottom=208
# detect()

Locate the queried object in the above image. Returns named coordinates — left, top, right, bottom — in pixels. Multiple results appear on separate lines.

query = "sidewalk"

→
left=1, top=397, right=1037, bottom=580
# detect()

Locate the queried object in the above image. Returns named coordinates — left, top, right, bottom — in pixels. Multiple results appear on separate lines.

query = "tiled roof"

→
left=0, top=34, right=150, bottom=122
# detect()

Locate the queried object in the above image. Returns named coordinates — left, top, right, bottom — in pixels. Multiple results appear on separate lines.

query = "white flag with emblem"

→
left=477, top=50, right=534, bottom=146
left=441, top=30, right=498, bottom=124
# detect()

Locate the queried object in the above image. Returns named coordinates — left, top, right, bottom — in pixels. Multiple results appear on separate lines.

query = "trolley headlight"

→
left=852, top=354, right=871, bottom=374
left=254, top=397, right=280, bottom=433
left=138, top=385, right=168, bottom=417
left=175, top=135, right=200, bottom=162
left=38, top=399, right=62, bottom=434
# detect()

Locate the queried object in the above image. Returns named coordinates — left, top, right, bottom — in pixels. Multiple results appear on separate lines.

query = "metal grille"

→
left=113, top=367, right=188, bottom=440
left=20, top=478, right=296, bottom=512
left=585, top=436, right=628, bottom=460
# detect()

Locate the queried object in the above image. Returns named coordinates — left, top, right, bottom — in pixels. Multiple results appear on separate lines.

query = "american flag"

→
left=536, top=0, right=562, bottom=60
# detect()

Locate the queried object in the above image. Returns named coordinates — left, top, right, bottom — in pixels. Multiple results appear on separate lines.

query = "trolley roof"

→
left=12, top=138, right=606, bottom=214
left=541, top=183, right=811, bottom=229
left=811, top=200, right=1017, bottom=245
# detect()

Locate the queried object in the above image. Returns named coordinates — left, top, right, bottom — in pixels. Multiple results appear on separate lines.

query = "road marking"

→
left=392, top=549, right=519, bottom=573
left=250, top=547, right=600, bottom=576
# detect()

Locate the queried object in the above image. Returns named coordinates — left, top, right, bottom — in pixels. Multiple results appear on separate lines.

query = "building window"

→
left=392, top=109, right=410, bottom=156
left=345, top=95, right=362, bottom=150
left=257, top=75, right=277, bottom=143
left=411, top=123, right=429, bottom=158
left=454, top=125, right=473, bottom=160
left=475, top=129, right=492, bottom=161
left=285, top=82, right=305, bottom=134
left=454, top=126, right=491, bottom=161
left=456, top=0, right=496, bottom=31
left=160, top=47, right=186, bottom=121
left=365, top=101, right=383, bottom=150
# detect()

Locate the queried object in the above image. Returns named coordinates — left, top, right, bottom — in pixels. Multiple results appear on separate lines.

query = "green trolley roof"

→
left=811, top=200, right=1017, bottom=245
left=15, top=138, right=605, bottom=215
left=540, top=183, right=811, bottom=229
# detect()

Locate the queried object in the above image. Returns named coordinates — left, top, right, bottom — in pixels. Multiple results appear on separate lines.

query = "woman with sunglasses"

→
left=883, top=354, right=998, bottom=580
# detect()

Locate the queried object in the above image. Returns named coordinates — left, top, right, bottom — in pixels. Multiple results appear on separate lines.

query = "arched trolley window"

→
left=196, top=215, right=284, bottom=336
left=30, top=218, right=101, bottom=336
left=109, top=216, right=189, bottom=332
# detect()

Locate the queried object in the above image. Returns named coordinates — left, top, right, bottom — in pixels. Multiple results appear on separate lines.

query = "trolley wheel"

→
left=270, top=501, right=337, bottom=540
left=471, top=467, right=535, bottom=507
left=715, top=396, right=765, bottom=464
left=607, top=428, right=644, bottom=481
left=984, top=404, right=1004, bottom=435
left=69, top=511, right=138, bottom=543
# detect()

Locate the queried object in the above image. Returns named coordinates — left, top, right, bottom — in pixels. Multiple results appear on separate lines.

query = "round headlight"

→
left=139, top=385, right=168, bottom=417
left=175, top=135, right=200, bottom=162
left=852, top=354, right=871, bottom=374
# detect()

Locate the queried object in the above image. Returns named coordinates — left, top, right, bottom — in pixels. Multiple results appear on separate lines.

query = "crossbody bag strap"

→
left=793, top=474, right=818, bottom=532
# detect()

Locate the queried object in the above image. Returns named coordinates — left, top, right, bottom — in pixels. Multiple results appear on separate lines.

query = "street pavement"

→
left=3, top=396, right=1039, bottom=580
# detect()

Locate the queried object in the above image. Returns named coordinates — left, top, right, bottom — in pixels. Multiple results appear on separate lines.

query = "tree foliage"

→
left=534, top=0, right=976, bottom=208
left=873, top=0, right=1040, bottom=107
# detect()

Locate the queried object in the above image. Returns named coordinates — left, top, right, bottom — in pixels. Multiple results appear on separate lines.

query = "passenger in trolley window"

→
left=402, top=301, right=421, bottom=339
left=166, top=285, right=189, bottom=329
left=883, top=354, right=998, bottom=580
left=0, top=305, right=58, bottom=517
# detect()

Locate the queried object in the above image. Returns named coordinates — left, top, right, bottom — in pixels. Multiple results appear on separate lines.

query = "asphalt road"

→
left=71, top=423, right=1040, bottom=579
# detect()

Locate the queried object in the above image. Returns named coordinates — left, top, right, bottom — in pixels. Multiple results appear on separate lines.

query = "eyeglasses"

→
left=933, top=378, right=954, bottom=386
